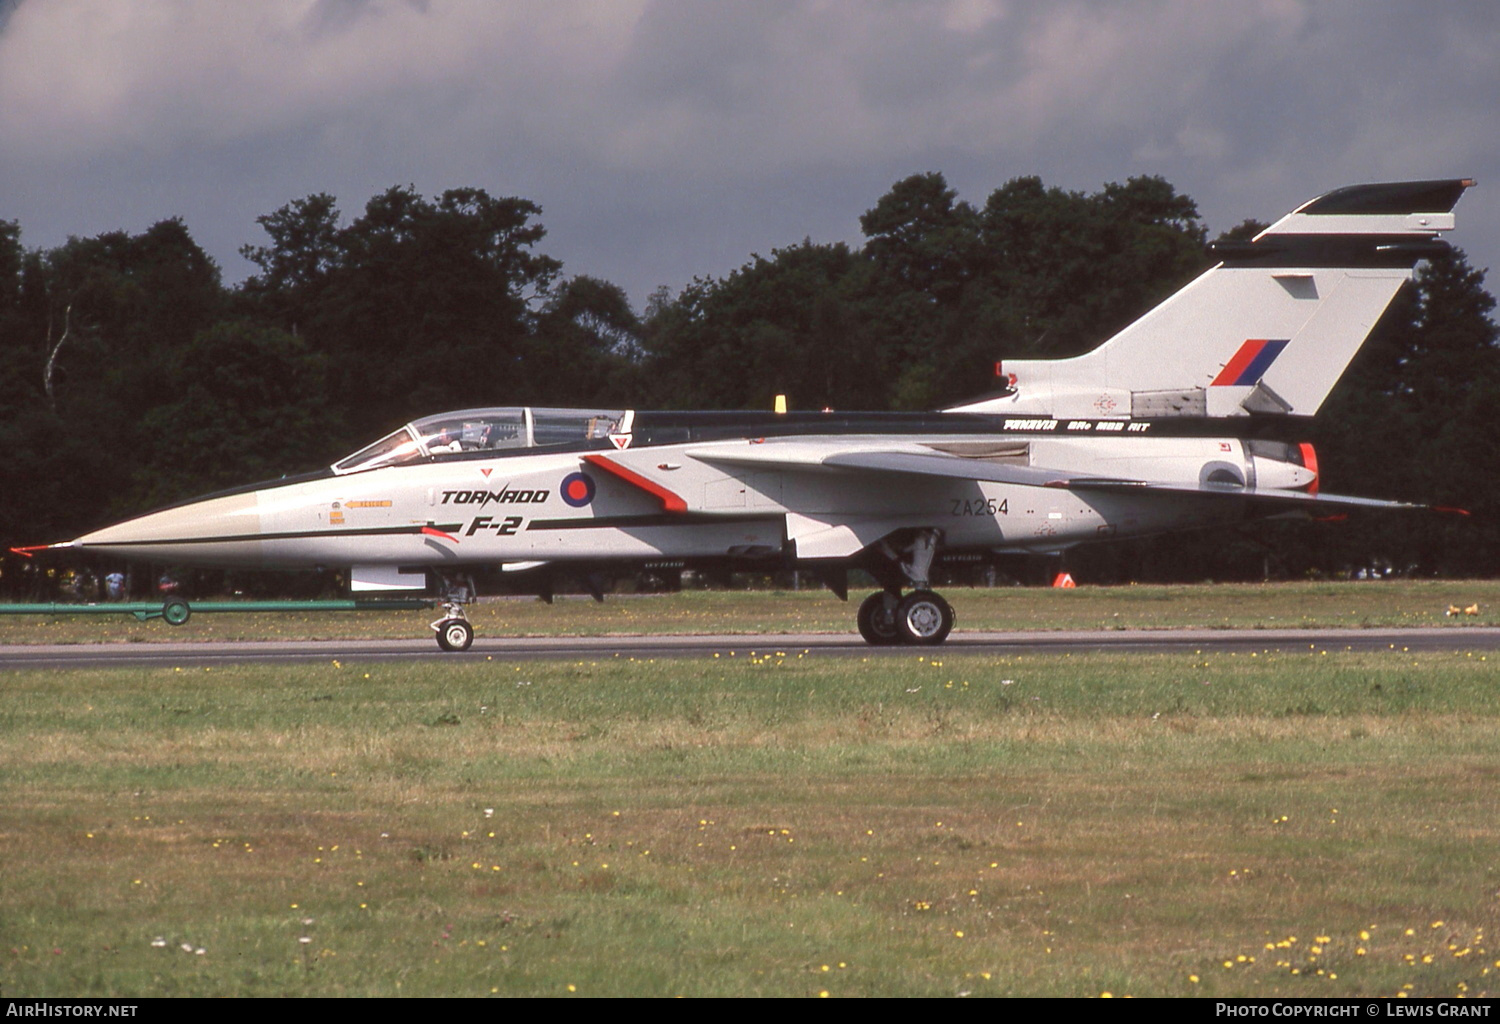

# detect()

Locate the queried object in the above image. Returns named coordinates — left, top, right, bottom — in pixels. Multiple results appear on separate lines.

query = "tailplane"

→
left=947, top=179, right=1474, bottom=420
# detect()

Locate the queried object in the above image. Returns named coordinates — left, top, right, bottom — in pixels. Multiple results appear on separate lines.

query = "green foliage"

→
left=1312, top=248, right=1500, bottom=576
left=860, top=170, right=979, bottom=302
left=0, top=220, right=229, bottom=540
left=133, top=321, right=330, bottom=506
left=242, top=185, right=564, bottom=440
left=640, top=241, right=865, bottom=409
left=530, top=275, right=643, bottom=407
left=639, top=172, right=1211, bottom=411
left=0, top=219, right=20, bottom=307
left=239, top=192, right=341, bottom=297
left=974, top=175, right=1207, bottom=359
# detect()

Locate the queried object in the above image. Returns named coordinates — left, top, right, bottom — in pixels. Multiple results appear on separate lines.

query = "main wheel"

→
left=162, top=599, right=191, bottom=626
left=894, top=590, right=954, bottom=645
left=435, top=618, right=474, bottom=652
left=856, top=592, right=903, bottom=645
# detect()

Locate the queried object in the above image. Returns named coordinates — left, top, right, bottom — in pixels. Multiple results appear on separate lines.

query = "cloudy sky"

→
left=2, top=0, right=1497, bottom=311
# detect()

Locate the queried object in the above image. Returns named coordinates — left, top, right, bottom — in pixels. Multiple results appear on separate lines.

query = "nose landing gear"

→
left=433, top=615, right=474, bottom=652
left=430, top=575, right=476, bottom=651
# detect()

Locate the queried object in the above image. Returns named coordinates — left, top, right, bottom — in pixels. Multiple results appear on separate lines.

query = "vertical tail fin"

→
left=948, top=179, right=1474, bottom=420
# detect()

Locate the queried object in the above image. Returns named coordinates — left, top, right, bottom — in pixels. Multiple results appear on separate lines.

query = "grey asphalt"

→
left=3, top=627, right=1498, bottom=670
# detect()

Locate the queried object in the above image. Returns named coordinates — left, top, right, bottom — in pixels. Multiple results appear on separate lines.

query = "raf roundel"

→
left=560, top=471, right=596, bottom=508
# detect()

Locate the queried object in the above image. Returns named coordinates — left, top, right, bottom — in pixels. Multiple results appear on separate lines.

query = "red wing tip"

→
left=1432, top=506, right=1472, bottom=517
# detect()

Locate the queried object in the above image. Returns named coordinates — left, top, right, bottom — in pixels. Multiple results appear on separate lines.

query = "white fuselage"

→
left=71, top=431, right=1297, bottom=573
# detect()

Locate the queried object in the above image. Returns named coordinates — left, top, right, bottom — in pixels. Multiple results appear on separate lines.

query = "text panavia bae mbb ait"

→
left=48, top=180, right=1474, bottom=649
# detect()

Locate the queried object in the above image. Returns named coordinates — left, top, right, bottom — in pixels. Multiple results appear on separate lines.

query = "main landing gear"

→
left=857, top=590, right=955, bottom=645
left=855, top=529, right=956, bottom=646
left=430, top=575, right=476, bottom=652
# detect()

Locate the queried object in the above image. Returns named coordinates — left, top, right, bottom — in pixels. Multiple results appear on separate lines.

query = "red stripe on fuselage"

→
left=582, top=454, right=688, bottom=514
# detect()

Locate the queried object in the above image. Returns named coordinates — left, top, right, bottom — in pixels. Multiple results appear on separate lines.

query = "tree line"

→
left=1, top=173, right=1496, bottom=593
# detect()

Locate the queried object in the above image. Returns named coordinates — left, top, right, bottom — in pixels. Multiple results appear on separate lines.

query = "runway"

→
left=4, top=626, right=1499, bottom=670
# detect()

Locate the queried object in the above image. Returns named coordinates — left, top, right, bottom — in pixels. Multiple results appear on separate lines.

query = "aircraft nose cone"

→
left=73, top=492, right=264, bottom=565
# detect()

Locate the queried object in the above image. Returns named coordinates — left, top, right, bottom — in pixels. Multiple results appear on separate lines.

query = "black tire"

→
left=856, top=592, right=903, bottom=646
left=894, top=591, right=954, bottom=645
left=162, top=599, right=191, bottom=626
left=435, top=618, right=474, bottom=652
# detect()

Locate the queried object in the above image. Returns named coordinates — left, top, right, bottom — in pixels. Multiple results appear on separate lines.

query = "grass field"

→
left=2, top=578, right=1498, bottom=645
left=4, top=635, right=1499, bottom=997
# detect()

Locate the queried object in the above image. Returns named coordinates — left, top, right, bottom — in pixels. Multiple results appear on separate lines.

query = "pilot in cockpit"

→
left=428, top=427, right=462, bottom=454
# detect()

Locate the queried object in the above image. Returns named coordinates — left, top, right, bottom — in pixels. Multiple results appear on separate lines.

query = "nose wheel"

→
left=430, top=574, right=477, bottom=651
left=434, top=616, right=474, bottom=652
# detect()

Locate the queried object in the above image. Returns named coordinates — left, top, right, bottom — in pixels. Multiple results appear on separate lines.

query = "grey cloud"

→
left=0, top=0, right=1495, bottom=308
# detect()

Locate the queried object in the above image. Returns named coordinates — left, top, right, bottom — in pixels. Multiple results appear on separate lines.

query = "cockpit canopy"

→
left=332, top=407, right=627, bottom=475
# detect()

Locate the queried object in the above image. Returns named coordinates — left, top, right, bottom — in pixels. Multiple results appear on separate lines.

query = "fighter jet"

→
left=44, top=179, right=1473, bottom=649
